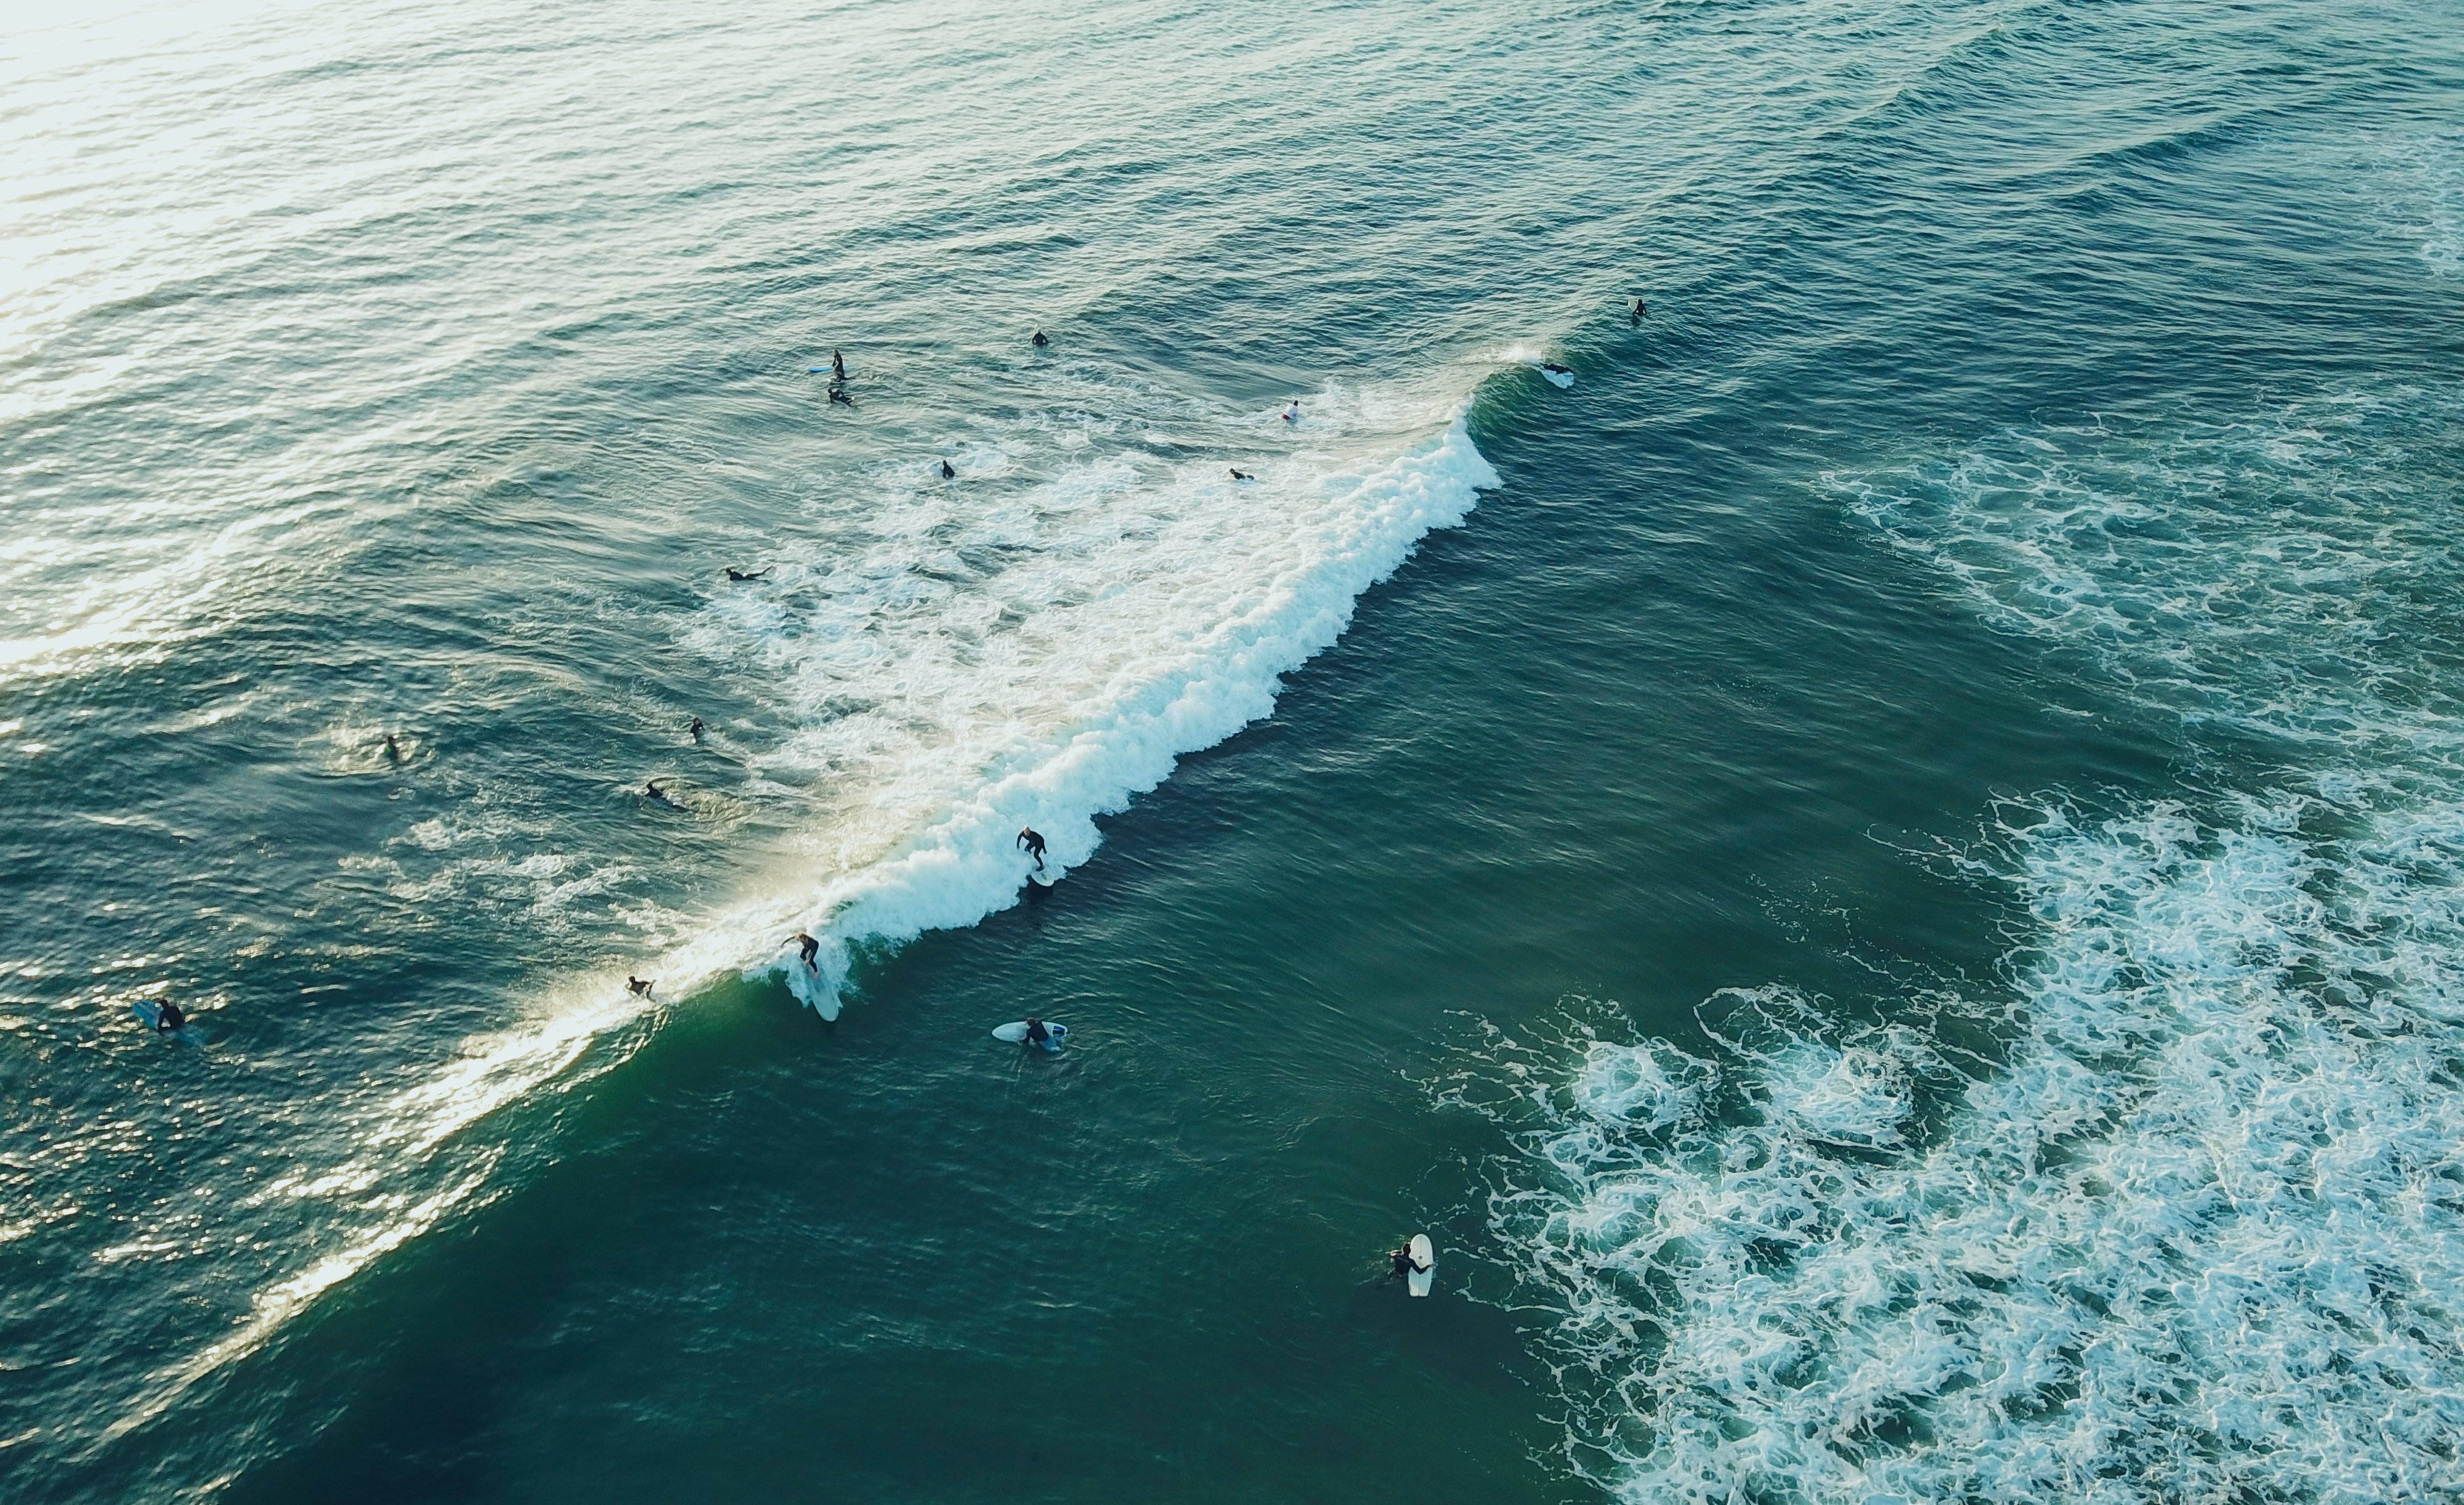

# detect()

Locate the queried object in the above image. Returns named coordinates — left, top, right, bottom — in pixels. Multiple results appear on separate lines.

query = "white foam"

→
left=2373, top=131, right=2464, bottom=280
left=1477, top=389, right=2464, bottom=1504
left=668, top=379, right=1499, bottom=1018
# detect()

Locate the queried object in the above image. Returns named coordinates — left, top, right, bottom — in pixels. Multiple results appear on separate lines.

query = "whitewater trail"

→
left=1467, top=386, right=2464, bottom=1505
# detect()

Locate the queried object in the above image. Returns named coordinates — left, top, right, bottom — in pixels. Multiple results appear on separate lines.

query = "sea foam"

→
left=1473, top=388, right=2464, bottom=1504
left=674, top=376, right=1500, bottom=1016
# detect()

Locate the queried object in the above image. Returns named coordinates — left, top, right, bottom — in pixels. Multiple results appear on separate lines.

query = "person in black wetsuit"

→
left=1023, top=1017, right=1052, bottom=1048
left=1388, top=1243, right=1430, bottom=1282
left=833, top=349, right=846, bottom=378
left=792, top=931, right=820, bottom=969
left=1230, top=469, right=1253, bottom=481
left=627, top=976, right=654, bottom=997
left=726, top=567, right=772, bottom=582
left=155, top=999, right=188, bottom=1032
left=940, top=460, right=955, bottom=479
left=1031, top=330, right=1048, bottom=347
left=1016, top=826, right=1047, bottom=872
left=382, top=734, right=403, bottom=761
left=689, top=716, right=705, bottom=742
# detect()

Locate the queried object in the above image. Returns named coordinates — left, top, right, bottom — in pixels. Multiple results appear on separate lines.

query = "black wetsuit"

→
left=1024, top=1020, right=1052, bottom=1047
left=157, top=1000, right=187, bottom=1032
left=796, top=934, right=820, bottom=967
left=1017, top=828, right=1047, bottom=870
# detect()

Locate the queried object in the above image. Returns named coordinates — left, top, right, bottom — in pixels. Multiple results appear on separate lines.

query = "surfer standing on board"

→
left=1016, top=827, right=1047, bottom=872
left=792, top=931, right=820, bottom=970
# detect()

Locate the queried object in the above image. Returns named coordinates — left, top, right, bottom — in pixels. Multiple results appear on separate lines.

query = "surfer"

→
left=1388, top=1243, right=1431, bottom=1282
left=1230, top=468, right=1253, bottom=481
left=382, top=733, right=402, bottom=761
left=939, top=459, right=955, bottom=479
left=1016, top=826, right=1047, bottom=872
left=1630, top=298, right=1648, bottom=325
left=154, top=998, right=188, bottom=1032
left=832, top=348, right=846, bottom=378
left=1032, top=330, right=1049, bottom=347
left=792, top=931, right=820, bottom=970
left=1540, top=361, right=1572, bottom=376
left=1023, top=1017, right=1053, bottom=1049
left=829, top=384, right=854, bottom=407
left=725, top=567, right=772, bottom=582
left=644, top=780, right=676, bottom=806
left=689, top=716, right=705, bottom=742
left=1283, top=401, right=1299, bottom=423
left=626, top=976, right=654, bottom=997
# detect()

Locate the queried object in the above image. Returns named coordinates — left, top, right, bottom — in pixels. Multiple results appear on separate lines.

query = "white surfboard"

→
left=992, top=1020, right=1068, bottom=1052
left=1408, top=1233, right=1435, bottom=1297
left=783, top=959, right=840, bottom=1021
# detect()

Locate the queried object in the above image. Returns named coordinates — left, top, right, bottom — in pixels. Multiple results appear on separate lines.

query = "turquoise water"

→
left=6, top=0, right=2464, bottom=1499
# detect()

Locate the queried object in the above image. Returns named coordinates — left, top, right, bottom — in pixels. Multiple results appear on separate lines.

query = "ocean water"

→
left=4, top=1, right=2462, bottom=1501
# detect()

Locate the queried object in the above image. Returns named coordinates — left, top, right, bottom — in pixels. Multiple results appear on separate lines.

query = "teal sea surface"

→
left=6, top=1, right=2464, bottom=1500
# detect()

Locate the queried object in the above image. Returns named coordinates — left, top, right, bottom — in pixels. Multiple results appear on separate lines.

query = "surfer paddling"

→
left=725, top=567, right=772, bottom=582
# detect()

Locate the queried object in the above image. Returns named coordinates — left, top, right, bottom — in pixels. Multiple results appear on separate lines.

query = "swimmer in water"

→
left=725, top=567, right=772, bottom=582
left=1032, top=330, right=1049, bottom=347
left=383, top=733, right=402, bottom=760
left=940, top=460, right=954, bottom=479
left=792, top=931, right=820, bottom=969
left=1283, top=402, right=1299, bottom=423
left=1230, top=468, right=1254, bottom=481
left=1016, top=826, right=1047, bottom=872
left=627, top=976, right=654, bottom=997
left=688, top=716, right=705, bottom=742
